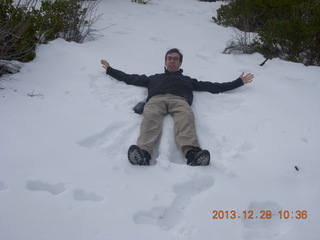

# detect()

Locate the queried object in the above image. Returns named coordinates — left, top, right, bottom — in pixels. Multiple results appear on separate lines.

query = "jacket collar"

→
left=164, top=67, right=183, bottom=75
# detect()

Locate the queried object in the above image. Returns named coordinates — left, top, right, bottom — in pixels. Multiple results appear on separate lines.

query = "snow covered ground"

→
left=1, top=0, right=320, bottom=239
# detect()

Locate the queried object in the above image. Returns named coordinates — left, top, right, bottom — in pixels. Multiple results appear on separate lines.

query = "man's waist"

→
left=147, top=92, right=190, bottom=104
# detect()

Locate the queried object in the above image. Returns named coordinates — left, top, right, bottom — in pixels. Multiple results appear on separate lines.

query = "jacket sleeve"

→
left=192, top=77, right=244, bottom=94
left=106, top=67, right=149, bottom=87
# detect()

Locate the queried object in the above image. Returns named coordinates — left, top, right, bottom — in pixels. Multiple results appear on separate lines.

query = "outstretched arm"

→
left=192, top=72, right=254, bottom=94
left=100, top=59, right=149, bottom=87
left=240, top=72, right=254, bottom=84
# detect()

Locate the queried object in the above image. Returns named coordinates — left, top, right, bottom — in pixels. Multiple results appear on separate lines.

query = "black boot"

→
left=128, top=145, right=151, bottom=166
left=186, top=147, right=210, bottom=166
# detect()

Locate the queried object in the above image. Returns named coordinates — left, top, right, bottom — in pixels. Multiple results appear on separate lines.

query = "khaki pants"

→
left=137, top=94, right=200, bottom=156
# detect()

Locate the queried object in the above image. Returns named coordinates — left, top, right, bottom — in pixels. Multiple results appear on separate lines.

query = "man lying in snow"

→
left=101, top=48, right=254, bottom=166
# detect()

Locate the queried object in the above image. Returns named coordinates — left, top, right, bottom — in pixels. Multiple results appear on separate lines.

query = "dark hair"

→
left=165, top=48, right=183, bottom=62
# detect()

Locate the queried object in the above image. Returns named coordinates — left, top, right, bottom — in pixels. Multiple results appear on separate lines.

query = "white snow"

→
left=1, top=0, right=320, bottom=239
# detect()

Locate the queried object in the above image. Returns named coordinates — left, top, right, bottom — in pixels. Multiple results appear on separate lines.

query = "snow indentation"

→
left=133, top=176, right=214, bottom=230
left=26, top=180, right=66, bottom=195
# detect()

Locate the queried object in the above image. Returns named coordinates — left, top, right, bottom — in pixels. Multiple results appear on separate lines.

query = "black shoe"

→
left=128, top=145, right=151, bottom=166
left=186, top=147, right=210, bottom=166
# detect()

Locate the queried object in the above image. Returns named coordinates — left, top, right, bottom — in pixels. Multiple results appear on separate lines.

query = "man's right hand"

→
left=101, top=59, right=110, bottom=69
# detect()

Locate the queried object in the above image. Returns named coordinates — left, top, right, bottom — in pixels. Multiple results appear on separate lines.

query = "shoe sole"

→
left=188, top=150, right=210, bottom=166
left=128, top=145, right=149, bottom=166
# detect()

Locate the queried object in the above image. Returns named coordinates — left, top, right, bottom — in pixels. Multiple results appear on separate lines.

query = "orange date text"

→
left=212, top=210, right=308, bottom=220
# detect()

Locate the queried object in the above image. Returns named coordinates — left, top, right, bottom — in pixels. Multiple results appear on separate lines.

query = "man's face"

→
left=165, top=52, right=182, bottom=72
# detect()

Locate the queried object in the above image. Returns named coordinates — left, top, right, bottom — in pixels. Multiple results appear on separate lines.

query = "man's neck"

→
left=164, top=67, right=183, bottom=74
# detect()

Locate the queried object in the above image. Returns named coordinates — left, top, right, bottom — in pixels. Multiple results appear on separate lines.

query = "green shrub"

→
left=213, top=0, right=320, bottom=66
left=213, top=0, right=270, bottom=32
left=0, top=0, right=39, bottom=62
left=39, top=0, right=85, bottom=43
left=0, top=0, right=101, bottom=71
left=256, top=1, right=320, bottom=65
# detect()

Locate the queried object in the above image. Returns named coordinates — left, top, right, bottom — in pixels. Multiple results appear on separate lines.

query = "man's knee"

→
left=174, top=102, right=195, bottom=120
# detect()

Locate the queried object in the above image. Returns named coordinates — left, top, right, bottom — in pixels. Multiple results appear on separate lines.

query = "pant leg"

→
left=167, top=95, right=200, bottom=156
left=137, top=95, right=167, bottom=155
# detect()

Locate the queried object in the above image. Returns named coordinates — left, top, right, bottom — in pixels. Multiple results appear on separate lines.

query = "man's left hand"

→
left=240, top=72, right=254, bottom=84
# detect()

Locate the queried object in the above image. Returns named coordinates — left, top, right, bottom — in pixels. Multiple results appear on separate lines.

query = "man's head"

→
left=165, top=48, right=183, bottom=72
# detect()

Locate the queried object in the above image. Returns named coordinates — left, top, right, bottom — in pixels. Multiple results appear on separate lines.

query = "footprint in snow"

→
left=78, top=121, right=137, bottom=155
left=26, top=180, right=103, bottom=202
left=26, top=180, right=66, bottom=195
left=242, top=201, right=287, bottom=239
left=133, top=176, right=214, bottom=231
left=73, top=189, right=104, bottom=202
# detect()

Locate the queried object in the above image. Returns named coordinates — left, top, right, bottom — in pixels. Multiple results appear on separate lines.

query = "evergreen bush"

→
left=0, top=0, right=39, bottom=62
left=1, top=0, right=101, bottom=76
left=38, top=0, right=101, bottom=43
left=213, top=0, right=320, bottom=66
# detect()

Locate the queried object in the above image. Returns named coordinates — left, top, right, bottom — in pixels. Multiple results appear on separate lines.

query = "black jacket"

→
left=106, top=67, right=244, bottom=105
